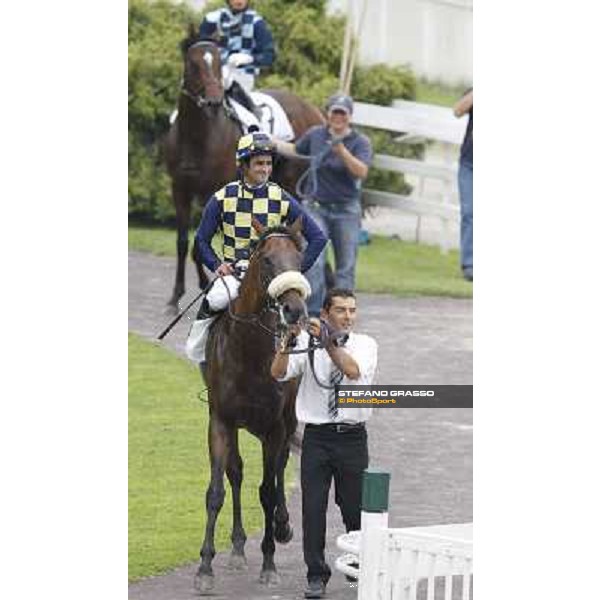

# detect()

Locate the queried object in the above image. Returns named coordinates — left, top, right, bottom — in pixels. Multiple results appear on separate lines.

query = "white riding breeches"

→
left=185, top=274, right=242, bottom=363
left=206, top=275, right=241, bottom=311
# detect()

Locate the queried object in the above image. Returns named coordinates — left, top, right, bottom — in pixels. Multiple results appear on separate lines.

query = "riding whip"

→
left=157, top=288, right=206, bottom=340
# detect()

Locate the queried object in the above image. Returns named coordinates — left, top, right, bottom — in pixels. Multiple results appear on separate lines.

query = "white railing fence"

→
left=337, top=523, right=473, bottom=599
left=353, top=100, right=468, bottom=252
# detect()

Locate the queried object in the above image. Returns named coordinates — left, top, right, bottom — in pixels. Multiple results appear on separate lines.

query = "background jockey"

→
left=199, top=0, right=275, bottom=114
left=186, top=130, right=327, bottom=364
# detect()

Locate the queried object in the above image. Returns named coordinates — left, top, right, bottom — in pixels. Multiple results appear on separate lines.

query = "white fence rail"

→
left=353, top=100, right=467, bottom=251
left=336, top=523, right=473, bottom=599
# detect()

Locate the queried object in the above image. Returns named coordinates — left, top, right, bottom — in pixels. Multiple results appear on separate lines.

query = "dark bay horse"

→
left=164, top=30, right=324, bottom=312
left=195, top=219, right=309, bottom=593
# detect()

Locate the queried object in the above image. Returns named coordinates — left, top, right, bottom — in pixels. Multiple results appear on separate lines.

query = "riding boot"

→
left=229, top=80, right=262, bottom=121
left=196, top=297, right=214, bottom=320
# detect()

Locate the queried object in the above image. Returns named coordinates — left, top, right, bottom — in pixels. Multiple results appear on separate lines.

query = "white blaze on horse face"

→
left=203, top=51, right=214, bottom=69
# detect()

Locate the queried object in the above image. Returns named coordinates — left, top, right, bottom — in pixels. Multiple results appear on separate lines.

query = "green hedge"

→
left=128, top=0, right=421, bottom=223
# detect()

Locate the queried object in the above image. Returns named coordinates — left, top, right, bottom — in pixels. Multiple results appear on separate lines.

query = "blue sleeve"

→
left=294, top=127, right=314, bottom=156
left=199, top=19, right=217, bottom=41
left=286, top=195, right=327, bottom=272
left=195, top=196, right=222, bottom=272
left=253, top=19, right=275, bottom=67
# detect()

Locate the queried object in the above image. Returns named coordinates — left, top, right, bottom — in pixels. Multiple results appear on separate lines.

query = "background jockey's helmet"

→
left=236, top=130, right=275, bottom=166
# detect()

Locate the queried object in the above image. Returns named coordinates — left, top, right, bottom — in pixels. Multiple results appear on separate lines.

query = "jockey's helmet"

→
left=236, top=131, right=275, bottom=166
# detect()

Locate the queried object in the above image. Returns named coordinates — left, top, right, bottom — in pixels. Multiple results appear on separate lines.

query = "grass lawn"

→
left=415, top=79, right=468, bottom=108
left=129, top=226, right=472, bottom=298
left=128, top=333, right=281, bottom=581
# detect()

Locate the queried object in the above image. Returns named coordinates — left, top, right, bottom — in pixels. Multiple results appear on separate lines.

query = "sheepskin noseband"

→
left=267, top=271, right=311, bottom=300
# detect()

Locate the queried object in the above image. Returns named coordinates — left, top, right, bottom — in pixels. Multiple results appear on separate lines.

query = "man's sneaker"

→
left=304, top=578, right=326, bottom=599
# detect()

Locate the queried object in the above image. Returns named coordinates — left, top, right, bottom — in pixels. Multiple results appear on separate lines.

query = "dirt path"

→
left=128, top=251, right=472, bottom=599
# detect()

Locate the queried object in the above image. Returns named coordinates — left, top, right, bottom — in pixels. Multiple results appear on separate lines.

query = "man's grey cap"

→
left=326, top=93, right=354, bottom=114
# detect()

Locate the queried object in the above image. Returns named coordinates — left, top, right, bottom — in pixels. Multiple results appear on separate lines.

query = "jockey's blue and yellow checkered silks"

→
left=215, top=181, right=290, bottom=262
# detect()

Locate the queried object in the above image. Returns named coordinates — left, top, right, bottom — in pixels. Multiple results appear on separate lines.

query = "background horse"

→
left=164, top=28, right=324, bottom=312
left=195, top=219, right=308, bottom=593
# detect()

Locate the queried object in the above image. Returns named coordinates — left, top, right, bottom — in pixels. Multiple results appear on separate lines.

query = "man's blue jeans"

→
left=458, top=162, right=473, bottom=274
left=304, top=201, right=361, bottom=316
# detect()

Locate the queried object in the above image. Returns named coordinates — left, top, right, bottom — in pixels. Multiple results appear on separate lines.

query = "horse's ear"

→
left=290, top=216, right=303, bottom=236
left=252, top=217, right=266, bottom=235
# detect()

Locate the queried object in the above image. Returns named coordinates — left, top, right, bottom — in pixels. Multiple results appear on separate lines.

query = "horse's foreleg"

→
left=167, top=184, right=191, bottom=312
left=273, top=442, right=293, bottom=544
left=195, top=417, right=231, bottom=594
left=226, top=429, right=247, bottom=569
left=258, top=426, right=285, bottom=586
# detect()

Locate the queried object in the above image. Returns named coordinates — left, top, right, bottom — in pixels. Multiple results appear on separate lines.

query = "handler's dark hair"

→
left=322, top=288, right=355, bottom=311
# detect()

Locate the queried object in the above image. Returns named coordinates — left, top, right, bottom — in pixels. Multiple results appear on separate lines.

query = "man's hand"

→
left=216, top=263, right=234, bottom=277
left=278, top=324, right=302, bottom=352
left=306, top=317, right=322, bottom=340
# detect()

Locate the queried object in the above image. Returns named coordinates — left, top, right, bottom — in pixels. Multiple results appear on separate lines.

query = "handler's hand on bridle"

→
left=278, top=323, right=302, bottom=352
left=307, top=317, right=322, bottom=339
left=216, top=263, right=234, bottom=277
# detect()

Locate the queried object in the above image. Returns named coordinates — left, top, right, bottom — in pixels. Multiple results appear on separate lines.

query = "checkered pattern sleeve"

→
left=195, top=195, right=223, bottom=273
left=286, top=195, right=328, bottom=272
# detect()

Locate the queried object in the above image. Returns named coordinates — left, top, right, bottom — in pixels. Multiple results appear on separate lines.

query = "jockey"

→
left=186, top=129, right=327, bottom=363
left=199, top=0, right=275, bottom=116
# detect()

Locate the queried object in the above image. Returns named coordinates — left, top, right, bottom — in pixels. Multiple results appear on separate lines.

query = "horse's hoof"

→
left=274, top=523, right=293, bottom=544
left=259, top=568, right=280, bottom=587
left=193, top=571, right=215, bottom=594
left=228, top=552, right=248, bottom=570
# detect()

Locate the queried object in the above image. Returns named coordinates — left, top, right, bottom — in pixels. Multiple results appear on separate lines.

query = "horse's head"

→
left=245, top=217, right=311, bottom=326
left=180, top=28, right=224, bottom=106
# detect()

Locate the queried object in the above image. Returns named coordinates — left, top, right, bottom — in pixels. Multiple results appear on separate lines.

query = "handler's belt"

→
left=305, top=422, right=365, bottom=434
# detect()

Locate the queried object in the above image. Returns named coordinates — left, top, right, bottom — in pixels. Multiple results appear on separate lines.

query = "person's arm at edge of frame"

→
left=454, top=89, right=473, bottom=118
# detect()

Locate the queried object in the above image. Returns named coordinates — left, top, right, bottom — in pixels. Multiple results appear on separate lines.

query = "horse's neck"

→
left=235, top=274, right=265, bottom=316
left=177, top=98, right=231, bottom=144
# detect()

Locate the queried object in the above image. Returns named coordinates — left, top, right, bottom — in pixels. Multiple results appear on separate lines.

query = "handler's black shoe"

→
left=304, top=578, right=326, bottom=599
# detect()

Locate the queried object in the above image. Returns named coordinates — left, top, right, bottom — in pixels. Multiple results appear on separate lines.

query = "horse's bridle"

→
left=181, top=42, right=225, bottom=109
left=220, top=233, right=305, bottom=337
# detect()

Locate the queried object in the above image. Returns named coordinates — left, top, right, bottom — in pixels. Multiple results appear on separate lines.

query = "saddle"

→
left=226, top=88, right=295, bottom=141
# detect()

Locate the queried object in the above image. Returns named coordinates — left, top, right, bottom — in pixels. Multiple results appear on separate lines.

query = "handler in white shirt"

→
left=270, top=288, right=377, bottom=599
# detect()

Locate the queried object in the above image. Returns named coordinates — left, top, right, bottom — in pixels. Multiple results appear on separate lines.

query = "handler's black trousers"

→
left=301, top=423, right=369, bottom=583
